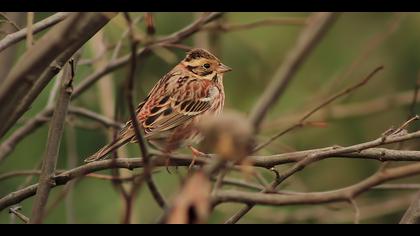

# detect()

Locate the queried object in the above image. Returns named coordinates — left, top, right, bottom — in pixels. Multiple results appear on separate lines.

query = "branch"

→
left=26, top=12, right=34, bottom=49
left=0, top=105, right=123, bottom=164
left=123, top=12, right=167, bottom=209
left=0, top=109, right=51, bottom=164
left=213, top=162, right=420, bottom=207
left=250, top=147, right=420, bottom=168
left=29, top=58, right=76, bottom=224
left=2, top=41, right=86, bottom=137
left=0, top=170, right=42, bottom=181
left=0, top=156, right=194, bottom=211
left=9, top=206, right=29, bottom=223
left=0, top=12, right=70, bottom=53
left=322, top=13, right=404, bottom=97
left=0, top=13, right=24, bottom=84
left=225, top=125, right=420, bottom=223
left=0, top=12, right=115, bottom=138
left=249, top=195, right=412, bottom=223
left=203, top=17, right=307, bottom=32
left=263, top=89, right=420, bottom=130
left=68, top=106, right=124, bottom=129
left=0, top=12, right=21, bottom=31
left=254, top=66, right=383, bottom=152
left=249, top=12, right=338, bottom=130
left=4, top=144, right=420, bottom=212
left=400, top=191, right=420, bottom=224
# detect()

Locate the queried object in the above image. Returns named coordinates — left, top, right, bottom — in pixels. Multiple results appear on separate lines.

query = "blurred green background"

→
left=1, top=12, right=420, bottom=224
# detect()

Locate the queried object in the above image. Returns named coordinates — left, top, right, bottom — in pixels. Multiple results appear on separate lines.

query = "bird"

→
left=84, top=48, right=232, bottom=163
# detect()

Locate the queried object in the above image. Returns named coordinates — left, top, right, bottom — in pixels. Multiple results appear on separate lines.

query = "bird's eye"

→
left=203, top=63, right=210, bottom=69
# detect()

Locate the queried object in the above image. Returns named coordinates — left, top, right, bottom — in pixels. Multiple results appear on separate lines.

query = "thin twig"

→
left=68, top=106, right=124, bottom=129
left=64, top=125, right=78, bottom=223
left=9, top=206, right=29, bottom=223
left=0, top=12, right=115, bottom=139
left=123, top=12, right=167, bottom=209
left=204, top=17, right=308, bottom=32
left=26, top=12, right=34, bottom=49
left=225, top=119, right=420, bottom=224
left=5, top=141, right=420, bottom=211
left=408, top=75, right=420, bottom=119
left=400, top=191, right=420, bottom=224
left=111, top=15, right=143, bottom=62
left=211, top=177, right=265, bottom=191
left=323, top=13, right=404, bottom=97
left=349, top=199, right=360, bottom=224
left=254, top=66, right=384, bottom=152
left=213, top=162, right=420, bottom=208
left=0, top=12, right=70, bottom=53
left=249, top=13, right=338, bottom=130
left=373, top=184, right=420, bottom=190
left=0, top=12, right=21, bottom=31
left=263, top=89, right=420, bottom=130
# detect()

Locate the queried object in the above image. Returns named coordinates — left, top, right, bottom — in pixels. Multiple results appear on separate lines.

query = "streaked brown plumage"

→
left=84, top=48, right=231, bottom=163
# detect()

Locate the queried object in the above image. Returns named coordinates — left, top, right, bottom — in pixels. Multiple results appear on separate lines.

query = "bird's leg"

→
left=163, top=150, right=172, bottom=174
left=188, top=145, right=205, bottom=170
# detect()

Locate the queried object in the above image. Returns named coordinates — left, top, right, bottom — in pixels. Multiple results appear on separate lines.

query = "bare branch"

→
left=254, top=66, right=383, bottom=152
left=0, top=109, right=51, bottom=164
left=26, top=12, right=34, bottom=49
left=0, top=170, right=42, bottom=182
left=373, top=184, right=420, bottom=190
left=123, top=12, right=167, bottom=209
left=251, top=147, right=420, bottom=168
left=225, top=123, right=420, bottom=224
left=400, top=191, right=420, bottom=224
left=9, top=206, right=29, bottom=223
left=213, top=162, right=420, bottom=207
left=203, top=17, right=307, bottom=32
left=0, top=12, right=70, bottom=53
left=68, top=106, right=124, bottom=129
left=0, top=12, right=115, bottom=138
left=408, top=73, right=420, bottom=118
left=30, top=58, right=76, bottom=224
left=323, top=13, right=404, bottom=96
left=263, top=89, right=420, bottom=130
left=0, top=12, right=21, bottom=31
left=4, top=144, right=420, bottom=212
left=249, top=13, right=338, bottom=130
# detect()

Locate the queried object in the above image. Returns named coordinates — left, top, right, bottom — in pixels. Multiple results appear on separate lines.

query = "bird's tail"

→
left=84, top=135, right=132, bottom=163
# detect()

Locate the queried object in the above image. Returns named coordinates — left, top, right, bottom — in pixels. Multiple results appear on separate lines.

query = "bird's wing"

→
left=122, top=69, right=218, bottom=140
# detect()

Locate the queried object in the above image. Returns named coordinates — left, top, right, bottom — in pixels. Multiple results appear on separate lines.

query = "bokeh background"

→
left=1, top=12, right=420, bottom=223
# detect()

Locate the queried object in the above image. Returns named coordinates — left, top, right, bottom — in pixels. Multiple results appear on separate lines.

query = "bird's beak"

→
left=217, top=63, right=232, bottom=73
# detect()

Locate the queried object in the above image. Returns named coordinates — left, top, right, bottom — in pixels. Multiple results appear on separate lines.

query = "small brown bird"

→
left=84, top=48, right=232, bottom=163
